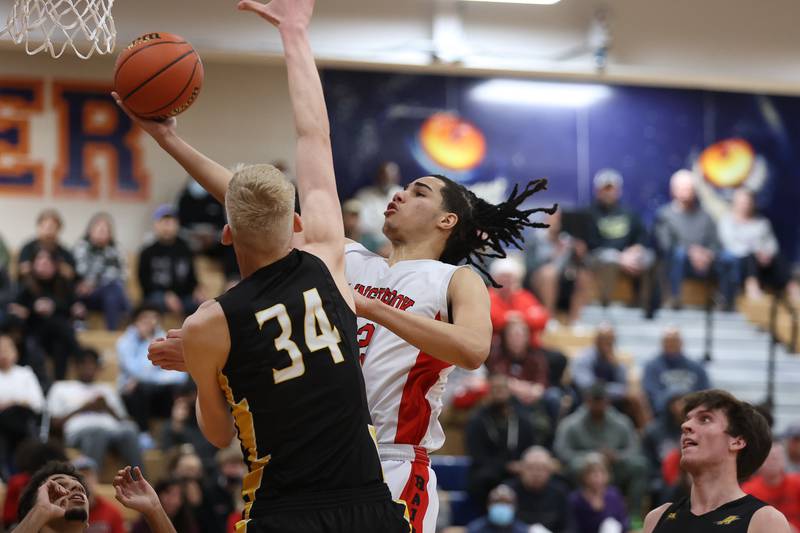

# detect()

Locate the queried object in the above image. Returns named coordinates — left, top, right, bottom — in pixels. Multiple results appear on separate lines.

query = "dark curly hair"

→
left=433, top=175, right=557, bottom=287
left=18, top=461, right=87, bottom=521
left=683, top=389, right=772, bottom=481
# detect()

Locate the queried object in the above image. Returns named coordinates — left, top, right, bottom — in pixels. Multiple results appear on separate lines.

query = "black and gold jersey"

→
left=215, top=249, right=388, bottom=518
left=654, top=494, right=767, bottom=533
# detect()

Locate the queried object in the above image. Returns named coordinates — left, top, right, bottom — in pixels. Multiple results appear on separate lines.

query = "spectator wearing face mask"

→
left=467, top=484, right=529, bottom=533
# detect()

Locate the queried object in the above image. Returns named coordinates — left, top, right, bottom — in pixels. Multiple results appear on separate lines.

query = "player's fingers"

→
left=133, top=466, right=144, bottom=481
left=166, top=328, right=182, bottom=339
left=110, top=92, right=136, bottom=119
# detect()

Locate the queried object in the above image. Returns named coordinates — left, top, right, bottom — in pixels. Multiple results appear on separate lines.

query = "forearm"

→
left=14, top=507, right=51, bottom=532
left=158, top=133, right=232, bottom=204
left=195, top=397, right=235, bottom=448
left=143, top=505, right=177, bottom=533
left=364, top=300, right=489, bottom=370
left=280, top=26, right=329, bottom=140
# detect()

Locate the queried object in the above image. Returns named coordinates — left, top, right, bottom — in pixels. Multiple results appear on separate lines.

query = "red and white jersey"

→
left=345, top=242, right=461, bottom=452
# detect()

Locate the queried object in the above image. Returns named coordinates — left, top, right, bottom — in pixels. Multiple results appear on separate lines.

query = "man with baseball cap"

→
left=136, top=205, right=204, bottom=317
left=586, top=169, right=656, bottom=316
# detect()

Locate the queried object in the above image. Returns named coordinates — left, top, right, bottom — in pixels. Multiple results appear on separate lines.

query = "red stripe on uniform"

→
left=394, top=313, right=451, bottom=445
left=399, top=448, right=431, bottom=533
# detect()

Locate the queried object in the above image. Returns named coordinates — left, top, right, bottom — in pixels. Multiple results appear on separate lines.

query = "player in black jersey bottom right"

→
left=644, top=389, right=789, bottom=533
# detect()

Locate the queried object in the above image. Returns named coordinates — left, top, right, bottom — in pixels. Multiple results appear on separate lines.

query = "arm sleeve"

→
left=653, top=209, right=673, bottom=254
left=759, top=219, right=779, bottom=256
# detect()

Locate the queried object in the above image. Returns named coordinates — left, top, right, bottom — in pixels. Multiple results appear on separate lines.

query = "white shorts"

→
left=381, top=445, right=438, bottom=533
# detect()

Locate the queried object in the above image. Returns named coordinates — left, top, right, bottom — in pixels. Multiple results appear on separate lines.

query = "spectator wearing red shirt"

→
left=489, top=258, right=549, bottom=349
left=72, top=455, right=125, bottom=533
left=743, top=442, right=800, bottom=531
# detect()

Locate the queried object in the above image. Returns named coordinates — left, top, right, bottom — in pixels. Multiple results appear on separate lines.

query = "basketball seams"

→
left=120, top=49, right=196, bottom=102
left=113, top=41, right=188, bottom=89
left=140, top=59, right=201, bottom=116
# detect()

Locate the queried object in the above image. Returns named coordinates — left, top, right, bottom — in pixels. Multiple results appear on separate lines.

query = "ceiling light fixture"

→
left=460, top=0, right=562, bottom=5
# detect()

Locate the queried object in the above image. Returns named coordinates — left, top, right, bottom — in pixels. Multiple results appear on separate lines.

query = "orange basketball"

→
left=114, top=32, right=203, bottom=120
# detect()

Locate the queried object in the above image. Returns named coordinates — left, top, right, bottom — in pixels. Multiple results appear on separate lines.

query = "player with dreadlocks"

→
left=120, top=51, right=553, bottom=533
left=345, top=172, right=554, bottom=532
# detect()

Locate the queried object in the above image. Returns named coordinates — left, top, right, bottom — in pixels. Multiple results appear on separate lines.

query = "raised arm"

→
left=111, top=94, right=232, bottom=204
left=238, top=0, right=349, bottom=300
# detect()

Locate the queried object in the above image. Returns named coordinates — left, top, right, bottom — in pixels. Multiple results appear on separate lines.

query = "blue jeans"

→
left=82, top=280, right=130, bottom=329
left=667, top=247, right=737, bottom=304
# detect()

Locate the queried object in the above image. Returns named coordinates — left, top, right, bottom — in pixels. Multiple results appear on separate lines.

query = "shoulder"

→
left=447, top=267, right=489, bottom=299
left=748, top=505, right=790, bottom=533
left=183, top=302, right=228, bottom=352
left=643, top=502, right=673, bottom=533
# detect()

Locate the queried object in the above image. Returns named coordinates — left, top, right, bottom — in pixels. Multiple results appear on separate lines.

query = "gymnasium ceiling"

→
left=1, top=0, right=800, bottom=93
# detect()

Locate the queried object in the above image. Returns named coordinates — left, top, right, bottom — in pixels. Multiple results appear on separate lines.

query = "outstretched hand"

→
left=111, top=91, right=177, bottom=143
left=113, top=466, right=160, bottom=515
left=148, top=329, right=187, bottom=372
left=237, top=0, right=314, bottom=30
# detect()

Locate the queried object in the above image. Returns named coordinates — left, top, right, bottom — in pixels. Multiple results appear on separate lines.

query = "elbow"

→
left=461, top=342, right=490, bottom=371
left=208, top=429, right=235, bottom=449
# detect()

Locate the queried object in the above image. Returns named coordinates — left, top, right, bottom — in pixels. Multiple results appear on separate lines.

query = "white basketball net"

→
left=0, top=0, right=116, bottom=59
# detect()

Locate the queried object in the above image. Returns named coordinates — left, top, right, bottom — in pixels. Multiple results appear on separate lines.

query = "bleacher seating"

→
left=431, top=455, right=480, bottom=527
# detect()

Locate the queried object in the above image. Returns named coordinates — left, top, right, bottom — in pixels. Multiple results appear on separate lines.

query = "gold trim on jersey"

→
left=219, top=371, right=271, bottom=525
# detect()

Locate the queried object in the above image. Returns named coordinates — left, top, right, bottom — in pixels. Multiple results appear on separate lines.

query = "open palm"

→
left=113, top=466, right=159, bottom=515
left=237, top=0, right=314, bottom=29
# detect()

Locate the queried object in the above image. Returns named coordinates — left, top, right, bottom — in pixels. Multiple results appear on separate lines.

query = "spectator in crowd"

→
left=642, top=327, right=710, bottom=417
left=1, top=440, right=67, bottom=529
left=207, top=445, right=245, bottom=533
left=553, top=384, right=648, bottom=518
left=527, top=211, right=591, bottom=327
left=568, top=453, right=630, bottom=533
left=73, top=212, right=130, bottom=330
left=0, top=233, right=11, bottom=312
left=489, top=257, right=549, bottom=349
left=342, top=199, right=383, bottom=254
left=654, top=169, right=722, bottom=309
left=572, top=324, right=650, bottom=428
left=742, top=442, right=800, bottom=531
left=137, top=205, right=202, bottom=317
left=117, top=305, right=188, bottom=434
left=17, top=209, right=76, bottom=283
left=485, top=317, right=556, bottom=432
left=466, top=375, right=541, bottom=510
left=586, top=170, right=655, bottom=313
left=354, top=161, right=402, bottom=255
left=718, top=188, right=788, bottom=300
left=168, top=446, right=222, bottom=533
left=130, top=476, right=199, bottom=533
left=177, top=177, right=239, bottom=282
left=158, top=387, right=216, bottom=470
left=71, top=456, right=125, bottom=533
left=783, top=424, right=800, bottom=473
left=9, top=248, right=83, bottom=381
left=466, top=484, right=529, bottom=533
left=641, top=393, right=685, bottom=503
left=508, top=446, right=572, bottom=532
left=14, top=461, right=91, bottom=532
left=47, top=348, right=143, bottom=472
left=0, top=331, right=44, bottom=480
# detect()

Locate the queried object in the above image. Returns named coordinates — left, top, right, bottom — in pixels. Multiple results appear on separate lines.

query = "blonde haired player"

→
left=134, top=7, right=554, bottom=533
left=116, top=1, right=409, bottom=531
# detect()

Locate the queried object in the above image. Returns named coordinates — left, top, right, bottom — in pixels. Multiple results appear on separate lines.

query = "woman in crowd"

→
left=73, top=212, right=130, bottom=330
left=718, top=188, right=787, bottom=301
left=569, top=453, right=630, bottom=533
left=8, top=249, right=82, bottom=381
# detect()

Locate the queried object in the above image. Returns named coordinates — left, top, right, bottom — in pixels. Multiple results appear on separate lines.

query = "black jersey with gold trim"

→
left=654, top=494, right=767, bottom=533
left=215, top=249, right=388, bottom=518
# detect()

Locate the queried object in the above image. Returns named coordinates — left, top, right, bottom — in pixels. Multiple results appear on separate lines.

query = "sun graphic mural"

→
left=699, top=138, right=755, bottom=189
left=418, top=112, right=487, bottom=172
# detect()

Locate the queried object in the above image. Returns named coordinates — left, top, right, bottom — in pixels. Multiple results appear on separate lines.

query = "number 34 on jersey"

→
left=254, top=288, right=344, bottom=384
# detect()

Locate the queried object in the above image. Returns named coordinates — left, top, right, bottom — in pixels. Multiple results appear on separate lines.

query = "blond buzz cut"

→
left=225, top=164, right=296, bottom=252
